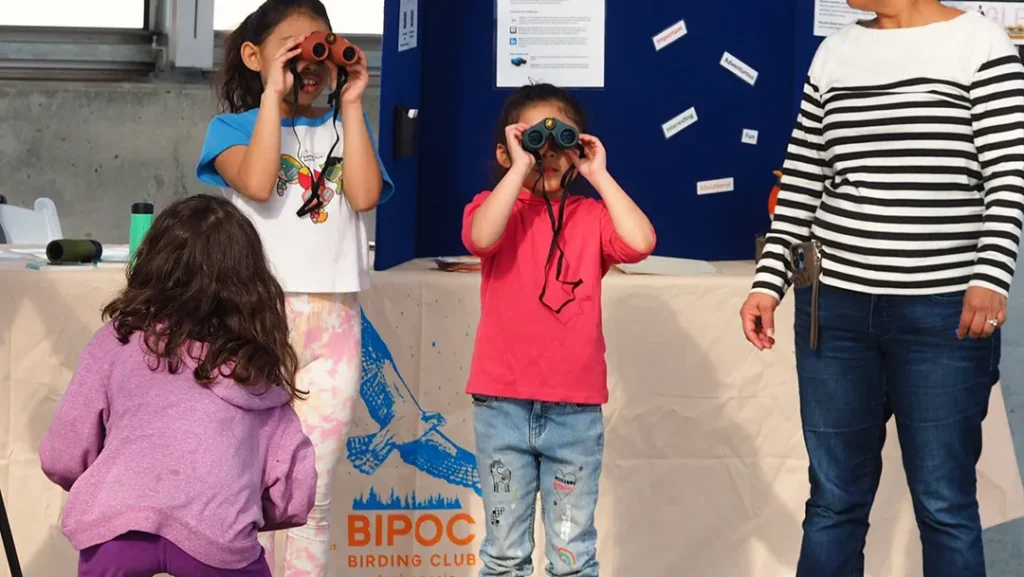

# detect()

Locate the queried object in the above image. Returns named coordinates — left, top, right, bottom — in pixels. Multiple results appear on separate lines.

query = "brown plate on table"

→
left=434, top=256, right=481, bottom=272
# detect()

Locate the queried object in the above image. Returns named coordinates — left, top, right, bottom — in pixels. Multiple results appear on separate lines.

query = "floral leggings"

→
left=259, top=292, right=361, bottom=577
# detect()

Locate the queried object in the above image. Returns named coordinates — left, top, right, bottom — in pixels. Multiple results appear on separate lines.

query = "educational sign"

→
left=816, top=0, right=1024, bottom=43
left=398, top=0, right=417, bottom=52
left=812, top=0, right=872, bottom=36
left=495, top=0, right=606, bottom=88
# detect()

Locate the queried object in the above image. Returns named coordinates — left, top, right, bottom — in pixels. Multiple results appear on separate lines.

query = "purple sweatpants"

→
left=78, top=532, right=271, bottom=577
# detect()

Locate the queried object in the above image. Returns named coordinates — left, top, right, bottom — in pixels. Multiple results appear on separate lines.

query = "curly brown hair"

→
left=102, top=194, right=302, bottom=400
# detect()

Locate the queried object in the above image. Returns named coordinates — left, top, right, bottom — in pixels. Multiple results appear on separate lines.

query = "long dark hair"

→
left=216, top=0, right=332, bottom=113
left=102, top=195, right=302, bottom=400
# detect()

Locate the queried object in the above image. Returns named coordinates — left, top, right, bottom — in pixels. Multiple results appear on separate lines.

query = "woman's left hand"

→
left=957, top=286, right=1008, bottom=339
left=567, top=134, right=608, bottom=180
left=336, top=47, right=369, bottom=105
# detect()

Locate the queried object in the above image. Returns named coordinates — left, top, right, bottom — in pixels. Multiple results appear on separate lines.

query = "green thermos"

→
left=129, top=202, right=154, bottom=259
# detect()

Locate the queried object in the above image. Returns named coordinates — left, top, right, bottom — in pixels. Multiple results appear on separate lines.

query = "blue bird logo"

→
left=347, top=309, right=482, bottom=496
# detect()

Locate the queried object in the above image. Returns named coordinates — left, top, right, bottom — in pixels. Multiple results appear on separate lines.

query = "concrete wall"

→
left=0, top=80, right=380, bottom=242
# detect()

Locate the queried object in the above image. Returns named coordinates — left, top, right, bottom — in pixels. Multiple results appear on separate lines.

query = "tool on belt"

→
left=755, top=237, right=824, bottom=349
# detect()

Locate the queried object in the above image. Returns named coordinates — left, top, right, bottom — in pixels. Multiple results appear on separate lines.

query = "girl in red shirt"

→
left=462, top=84, right=655, bottom=577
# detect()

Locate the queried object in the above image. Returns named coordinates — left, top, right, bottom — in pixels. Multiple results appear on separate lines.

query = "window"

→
left=0, top=0, right=145, bottom=28
left=214, top=0, right=384, bottom=34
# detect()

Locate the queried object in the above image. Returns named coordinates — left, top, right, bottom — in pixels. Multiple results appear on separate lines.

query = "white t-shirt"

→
left=197, top=108, right=393, bottom=293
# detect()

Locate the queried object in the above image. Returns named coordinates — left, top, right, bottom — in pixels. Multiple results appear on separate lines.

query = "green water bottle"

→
left=129, top=202, right=154, bottom=260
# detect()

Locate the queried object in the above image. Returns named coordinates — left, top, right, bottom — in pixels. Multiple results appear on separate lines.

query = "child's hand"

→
left=566, top=134, right=608, bottom=180
left=339, top=47, right=370, bottom=105
left=504, top=123, right=536, bottom=170
left=264, top=35, right=307, bottom=99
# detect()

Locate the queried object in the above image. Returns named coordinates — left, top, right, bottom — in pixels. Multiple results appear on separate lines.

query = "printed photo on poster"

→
left=496, top=0, right=606, bottom=88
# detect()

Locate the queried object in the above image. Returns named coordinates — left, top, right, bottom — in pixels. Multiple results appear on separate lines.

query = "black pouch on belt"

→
left=791, top=240, right=823, bottom=349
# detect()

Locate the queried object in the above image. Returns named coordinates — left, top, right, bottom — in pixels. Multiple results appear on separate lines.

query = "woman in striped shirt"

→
left=740, top=2, right=1024, bottom=576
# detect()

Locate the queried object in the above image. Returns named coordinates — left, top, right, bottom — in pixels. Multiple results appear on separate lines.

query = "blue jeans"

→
left=472, top=395, right=604, bottom=577
left=794, top=284, right=1000, bottom=577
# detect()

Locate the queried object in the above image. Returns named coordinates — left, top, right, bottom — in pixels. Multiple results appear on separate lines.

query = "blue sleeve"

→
left=196, top=112, right=257, bottom=188
left=364, top=111, right=395, bottom=205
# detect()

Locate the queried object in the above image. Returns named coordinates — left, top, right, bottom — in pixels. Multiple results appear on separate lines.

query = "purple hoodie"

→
left=39, top=323, right=316, bottom=569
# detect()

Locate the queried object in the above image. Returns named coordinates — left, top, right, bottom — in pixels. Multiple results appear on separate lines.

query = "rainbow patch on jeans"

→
left=556, top=547, right=575, bottom=566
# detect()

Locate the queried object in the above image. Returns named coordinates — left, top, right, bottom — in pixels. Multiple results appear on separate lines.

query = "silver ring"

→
left=987, top=318, right=999, bottom=327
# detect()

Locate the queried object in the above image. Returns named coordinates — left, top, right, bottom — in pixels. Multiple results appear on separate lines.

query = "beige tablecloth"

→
left=0, top=258, right=1021, bottom=577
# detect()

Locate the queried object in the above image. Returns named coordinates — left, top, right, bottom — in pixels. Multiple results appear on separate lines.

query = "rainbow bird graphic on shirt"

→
left=276, top=154, right=343, bottom=224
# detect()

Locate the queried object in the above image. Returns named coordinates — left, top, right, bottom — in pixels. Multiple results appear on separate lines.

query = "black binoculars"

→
left=521, top=118, right=581, bottom=155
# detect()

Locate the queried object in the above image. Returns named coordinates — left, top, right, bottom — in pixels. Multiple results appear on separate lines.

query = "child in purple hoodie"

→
left=39, top=194, right=317, bottom=577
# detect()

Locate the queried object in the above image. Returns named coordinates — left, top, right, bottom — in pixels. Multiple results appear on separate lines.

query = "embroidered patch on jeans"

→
left=490, top=506, right=505, bottom=526
left=555, top=546, right=576, bottom=567
left=553, top=469, right=577, bottom=496
left=490, top=459, right=511, bottom=493
left=559, top=503, right=573, bottom=540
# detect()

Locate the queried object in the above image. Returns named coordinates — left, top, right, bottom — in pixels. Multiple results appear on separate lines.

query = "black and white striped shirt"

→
left=753, top=12, right=1024, bottom=300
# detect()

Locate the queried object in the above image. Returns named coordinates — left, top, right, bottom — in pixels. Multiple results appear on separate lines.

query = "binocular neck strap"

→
left=288, top=60, right=348, bottom=219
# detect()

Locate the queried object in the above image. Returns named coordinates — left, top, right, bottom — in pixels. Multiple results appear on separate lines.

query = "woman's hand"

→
left=740, top=292, right=780, bottom=350
left=264, top=35, right=306, bottom=99
left=338, top=46, right=370, bottom=104
left=566, top=134, right=608, bottom=180
left=504, top=123, right=536, bottom=171
left=957, top=286, right=1007, bottom=339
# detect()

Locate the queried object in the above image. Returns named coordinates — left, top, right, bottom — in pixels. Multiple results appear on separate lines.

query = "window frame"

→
left=0, top=0, right=382, bottom=82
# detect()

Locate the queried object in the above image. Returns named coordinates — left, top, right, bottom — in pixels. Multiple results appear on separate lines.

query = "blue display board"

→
left=376, top=1, right=805, bottom=269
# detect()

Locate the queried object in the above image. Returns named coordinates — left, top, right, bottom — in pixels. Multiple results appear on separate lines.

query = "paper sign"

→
left=662, top=107, right=697, bottom=139
left=741, top=129, right=759, bottom=145
left=398, top=0, right=417, bottom=52
left=496, top=0, right=606, bottom=88
left=697, top=177, right=735, bottom=195
left=721, top=52, right=757, bottom=86
left=653, top=19, right=687, bottom=51
left=813, top=0, right=872, bottom=36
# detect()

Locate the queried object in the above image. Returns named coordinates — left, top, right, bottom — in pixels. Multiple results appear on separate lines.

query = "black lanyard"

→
left=288, top=62, right=347, bottom=218
left=534, top=165, right=583, bottom=314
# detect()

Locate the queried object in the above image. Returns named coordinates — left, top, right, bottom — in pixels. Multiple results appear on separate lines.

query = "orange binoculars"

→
left=298, top=31, right=358, bottom=66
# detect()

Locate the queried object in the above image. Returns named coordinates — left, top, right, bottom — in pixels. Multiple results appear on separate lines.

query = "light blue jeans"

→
left=472, top=395, right=604, bottom=577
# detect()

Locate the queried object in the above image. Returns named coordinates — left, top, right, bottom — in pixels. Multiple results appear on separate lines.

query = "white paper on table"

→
left=496, top=0, right=606, bottom=88
left=616, top=256, right=719, bottom=276
left=8, top=247, right=47, bottom=258
left=100, top=246, right=130, bottom=262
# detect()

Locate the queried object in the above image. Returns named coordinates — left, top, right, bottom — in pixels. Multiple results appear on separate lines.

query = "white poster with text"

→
left=815, top=1, right=1024, bottom=44
left=813, top=0, right=872, bottom=36
left=496, top=0, right=606, bottom=88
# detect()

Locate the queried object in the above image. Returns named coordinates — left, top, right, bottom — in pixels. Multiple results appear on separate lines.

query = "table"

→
left=1, top=256, right=1022, bottom=577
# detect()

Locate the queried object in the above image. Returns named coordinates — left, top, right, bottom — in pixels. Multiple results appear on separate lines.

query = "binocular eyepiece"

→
left=298, top=31, right=358, bottom=66
left=521, top=117, right=580, bottom=155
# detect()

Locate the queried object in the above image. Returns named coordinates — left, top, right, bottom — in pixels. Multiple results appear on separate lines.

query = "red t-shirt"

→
left=462, top=189, right=655, bottom=404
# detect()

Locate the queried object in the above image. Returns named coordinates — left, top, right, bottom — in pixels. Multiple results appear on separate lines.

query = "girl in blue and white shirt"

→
left=195, top=1, right=393, bottom=575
